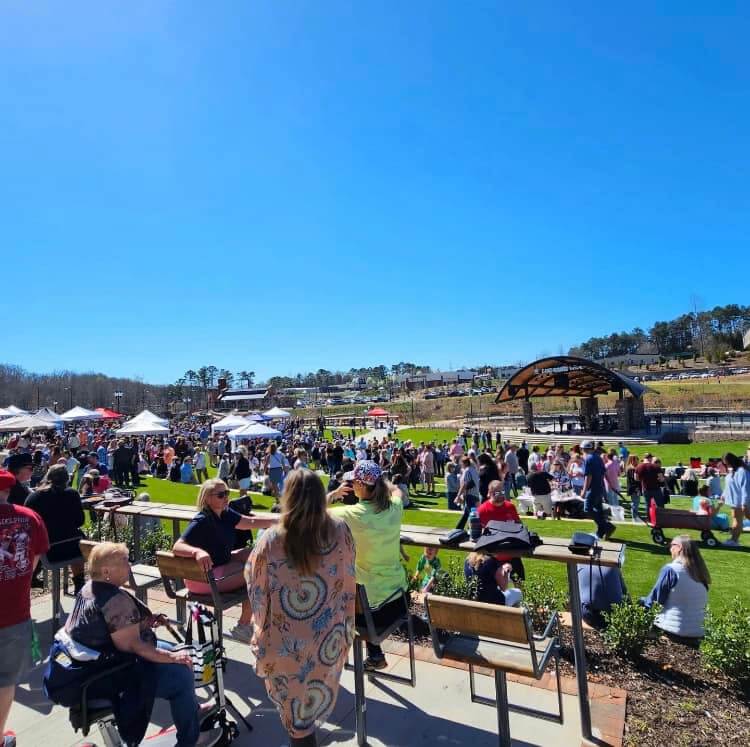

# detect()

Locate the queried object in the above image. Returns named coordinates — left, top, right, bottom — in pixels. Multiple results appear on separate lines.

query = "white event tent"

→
left=263, top=406, right=291, bottom=419
left=60, top=406, right=103, bottom=422
left=128, top=409, right=169, bottom=427
left=34, top=407, right=63, bottom=426
left=227, top=422, right=282, bottom=440
left=0, top=406, right=28, bottom=416
left=116, top=420, right=170, bottom=436
left=0, top=414, right=58, bottom=432
left=211, top=414, right=249, bottom=433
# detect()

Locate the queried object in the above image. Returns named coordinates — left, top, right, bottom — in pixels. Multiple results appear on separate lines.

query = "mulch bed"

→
left=396, top=601, right=749, bottom=747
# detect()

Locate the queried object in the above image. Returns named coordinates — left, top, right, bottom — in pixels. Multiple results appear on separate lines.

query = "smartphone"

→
left=343, top=479, right=357, bottom=504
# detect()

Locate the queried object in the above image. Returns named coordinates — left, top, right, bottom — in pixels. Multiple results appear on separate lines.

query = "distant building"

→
left=215, top=387, right=274, bottom=411
left=395, top=370, right=477, bottom=391
left=599, top=353, right=661, bottom=368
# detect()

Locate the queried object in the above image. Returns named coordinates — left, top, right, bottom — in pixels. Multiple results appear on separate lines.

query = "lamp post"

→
left=114, top=391, right=124, bottom=413
left=64, top=386, right=73, bottom=409
left=53, top=401, right=58, bottom=413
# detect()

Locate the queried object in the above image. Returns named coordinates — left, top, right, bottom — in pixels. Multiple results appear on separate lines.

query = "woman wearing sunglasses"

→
left=172, top=478, right=276, bottom=642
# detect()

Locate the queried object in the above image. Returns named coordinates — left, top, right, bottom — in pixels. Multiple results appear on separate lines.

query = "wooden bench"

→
left=155, top=551, right=247, bottom=637
left=425, top=595, right=563, bottom=747
left=79, top=540, right=161, bottom=605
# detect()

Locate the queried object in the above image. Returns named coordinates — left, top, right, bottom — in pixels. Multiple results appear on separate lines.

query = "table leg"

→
left=172, top=519, right=181, bottom=542
left=566, top=563, right=592, bottom=740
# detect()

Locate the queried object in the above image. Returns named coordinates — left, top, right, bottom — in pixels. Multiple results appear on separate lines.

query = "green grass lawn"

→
left=135, top=467, right=749, bottom=615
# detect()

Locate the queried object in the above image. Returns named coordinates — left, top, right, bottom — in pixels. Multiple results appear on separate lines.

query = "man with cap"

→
left=5, top=455, right=33, bottom=507
left=0, top=469, right=50, bottom=747
left=580, top=440, right=615, bottom=540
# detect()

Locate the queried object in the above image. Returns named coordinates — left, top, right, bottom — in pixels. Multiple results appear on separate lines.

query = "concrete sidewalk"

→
left=10, top=593, right=621, bottom=746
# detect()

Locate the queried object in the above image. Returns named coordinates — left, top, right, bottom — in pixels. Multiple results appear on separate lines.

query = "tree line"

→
left=568, top=304, right=750, bottom=361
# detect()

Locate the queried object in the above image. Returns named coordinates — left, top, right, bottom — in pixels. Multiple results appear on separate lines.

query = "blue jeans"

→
left=155, top=641, right=200, bottom=746
left=456, top=494, right=478, bottom=530
left=584, top=491, right=609, bottom=538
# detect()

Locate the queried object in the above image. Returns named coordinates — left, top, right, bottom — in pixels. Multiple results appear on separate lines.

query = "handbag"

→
left=439, top=528, right=469, bottom=546
left=172, top=610, right=216, bottom=687
left=473, top=520, right=541, bottom=553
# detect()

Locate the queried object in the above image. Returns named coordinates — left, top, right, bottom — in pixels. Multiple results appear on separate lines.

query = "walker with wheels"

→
left=647, top=503, right=719, bottom=548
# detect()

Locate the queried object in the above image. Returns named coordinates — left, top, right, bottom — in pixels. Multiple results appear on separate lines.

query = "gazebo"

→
left=495, top=356, right=647, bottom=433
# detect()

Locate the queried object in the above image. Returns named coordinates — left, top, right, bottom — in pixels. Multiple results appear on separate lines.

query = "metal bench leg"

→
left=353, top=638, right=367, bottom=746
left=176, top=598, right=187, bottom=628
left=494, top=670, right=511, bottom=747
left=51, top=568, right=62, bottom=629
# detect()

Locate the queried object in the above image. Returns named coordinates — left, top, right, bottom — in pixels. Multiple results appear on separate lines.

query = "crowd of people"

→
left=0, top=415, right=749, bottom=746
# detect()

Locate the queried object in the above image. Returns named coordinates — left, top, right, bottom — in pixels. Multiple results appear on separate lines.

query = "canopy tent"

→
left=0, top=414, right=58, bottom=432
left=248, top=412, right=272, bottom=422
left=34, top=407, right=63, bottom=425
left=0, top=405, right=27, bottom=417
left=367, top=407, right=389, bottom=417
left=116, top=420, right=170, bottom=436
left=128, top=409, right=169, bottom=427
left=60, top=406, right=103, bottom=422
left=263, top=406, right=291, bottom=419
left=96, top=407, right=124, bottom=419
left=227, top=423, right=282, bottom=440
left=211, top=414, right=249, bottom=433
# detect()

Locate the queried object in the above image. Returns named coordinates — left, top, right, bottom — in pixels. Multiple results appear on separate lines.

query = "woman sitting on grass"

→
left=640, top=535, right=710, bottom=639
left=463, top=553, right=522, bottom=607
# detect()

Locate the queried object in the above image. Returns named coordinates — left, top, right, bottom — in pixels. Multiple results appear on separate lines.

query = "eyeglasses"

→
left=212, top=490, right=230, bottom=499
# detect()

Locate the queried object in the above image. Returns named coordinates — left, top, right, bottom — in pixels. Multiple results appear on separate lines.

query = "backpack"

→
left=473, top=520, right=542, bottom=553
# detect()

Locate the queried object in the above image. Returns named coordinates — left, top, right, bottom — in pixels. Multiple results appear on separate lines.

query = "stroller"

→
left=66, top=604, right=248, bottom=746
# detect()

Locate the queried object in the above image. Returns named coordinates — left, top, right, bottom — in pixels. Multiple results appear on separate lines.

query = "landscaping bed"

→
left=396, top=601, right=749, bottom=747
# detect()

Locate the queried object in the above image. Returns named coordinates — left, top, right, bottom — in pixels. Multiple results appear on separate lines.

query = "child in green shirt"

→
left=413, top=546, right=441, bottom=592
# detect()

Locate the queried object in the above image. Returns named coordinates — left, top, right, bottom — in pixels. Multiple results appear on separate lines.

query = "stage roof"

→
left=494, top=356, right=646, bottom=402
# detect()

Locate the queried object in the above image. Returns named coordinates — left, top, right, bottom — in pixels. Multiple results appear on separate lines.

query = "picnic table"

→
left=400, top=523, right=625, bottom=743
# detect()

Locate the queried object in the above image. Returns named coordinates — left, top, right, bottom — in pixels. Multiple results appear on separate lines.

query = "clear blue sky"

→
left=3, top=2, right=748, bottom=384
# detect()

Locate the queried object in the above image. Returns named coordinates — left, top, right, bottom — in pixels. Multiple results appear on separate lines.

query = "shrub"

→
left=602, top=599, right=660, bottom=659
left=700, top=597, right=750, bottom=684
left=95, top=522, right=173, bottom=565
left=522, top=574, right=568, bottom=632
left=430, top=557, right=478, bottom=601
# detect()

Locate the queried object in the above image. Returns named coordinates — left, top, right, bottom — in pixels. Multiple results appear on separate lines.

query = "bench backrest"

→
left=425, top=594, right=531, bottom=644
left=79, top=539, right=96, bottom=563
left=156, top=550, right=210, bottom=584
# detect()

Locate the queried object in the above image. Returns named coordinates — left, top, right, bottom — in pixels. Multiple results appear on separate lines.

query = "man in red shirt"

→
left=635, top=453, right=664, bottom=512
left=477, top=479, right=525, bottom=580
left=0, top=470, right=49, bottom=747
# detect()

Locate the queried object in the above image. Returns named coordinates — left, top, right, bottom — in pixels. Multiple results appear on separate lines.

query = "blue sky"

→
left=2, top=2, right=748, bottom=384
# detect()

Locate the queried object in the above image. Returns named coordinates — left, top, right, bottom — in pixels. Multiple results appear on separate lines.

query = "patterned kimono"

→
left=246, top=519, right=356, bottom=738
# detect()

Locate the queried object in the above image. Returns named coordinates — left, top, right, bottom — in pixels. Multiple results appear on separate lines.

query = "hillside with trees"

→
left=568, top=304, right=750, bottom=361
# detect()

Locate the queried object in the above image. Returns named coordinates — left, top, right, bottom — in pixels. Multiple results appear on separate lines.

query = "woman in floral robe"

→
left=245, top=469, right=355, bottom=746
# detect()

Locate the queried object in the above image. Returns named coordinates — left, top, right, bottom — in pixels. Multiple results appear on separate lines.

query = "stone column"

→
left=631, top=397, right=645, bottom=430
left=579, top=397, right=599, bottom=432
left=615, top=397, right=633, bottom=432
left=521, top=400, right=534, bottom=432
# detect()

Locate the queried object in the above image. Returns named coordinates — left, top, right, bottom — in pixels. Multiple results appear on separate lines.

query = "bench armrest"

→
left=533, top=610, right=559, bottom=641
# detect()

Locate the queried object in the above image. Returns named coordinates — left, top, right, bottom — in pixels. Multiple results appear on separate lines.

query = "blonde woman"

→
left=45, top=542, right=221, bottom=746
left=246, top=469, right=355, bottom=747
left=640, top=535, right=711, bottom=638
left=172, top=478, right=276, bottom=642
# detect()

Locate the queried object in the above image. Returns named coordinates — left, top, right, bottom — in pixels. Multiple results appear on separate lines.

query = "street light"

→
left=63, top=386, right=72, bottom=409
left=114, top=391, right=124, bottom=413
left=53, top=401, right=58, bottom=413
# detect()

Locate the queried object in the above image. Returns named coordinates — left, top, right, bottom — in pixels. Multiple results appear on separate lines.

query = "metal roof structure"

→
left=494, top=356, right=646, bottom=402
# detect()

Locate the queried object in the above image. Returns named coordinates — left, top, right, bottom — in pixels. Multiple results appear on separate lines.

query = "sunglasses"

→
left=212, top=490, right=230, bottom=499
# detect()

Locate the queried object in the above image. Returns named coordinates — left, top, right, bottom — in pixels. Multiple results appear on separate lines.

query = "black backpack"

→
left=473, top=520, right=542, bottom=553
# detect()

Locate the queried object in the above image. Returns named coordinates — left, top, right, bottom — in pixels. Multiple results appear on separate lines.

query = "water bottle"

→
left=469, top=507, right=482, bottom=541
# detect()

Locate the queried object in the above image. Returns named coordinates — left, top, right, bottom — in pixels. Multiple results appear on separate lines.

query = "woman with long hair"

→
left=172, top=478, right=275, bottom=641
left=641, top=535, right=711, bottom=639
left=246, top=470, right=355, bottom=747
left=328, top=460, right=406, bottom=671
left=477, top=452, right=500, bottom=502
left=625, top=454, right=641, bottom=522
left=721, top=452, right=750, bottom=547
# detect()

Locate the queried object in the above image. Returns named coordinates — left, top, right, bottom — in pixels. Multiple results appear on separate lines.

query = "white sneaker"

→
left=723, top=539, right=740, bottom=547
left=229, top=622, right=253, bottom=642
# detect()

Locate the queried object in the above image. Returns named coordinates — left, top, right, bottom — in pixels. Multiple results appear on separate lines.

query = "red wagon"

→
left=648, top=504, right=718, bottom=547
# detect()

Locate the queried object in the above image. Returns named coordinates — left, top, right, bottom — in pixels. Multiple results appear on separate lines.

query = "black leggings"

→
left=355, top=595, right=406, bottom=660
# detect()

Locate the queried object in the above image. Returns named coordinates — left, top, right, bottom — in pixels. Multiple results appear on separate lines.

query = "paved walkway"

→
left=11, top=592, right=624, bottom=746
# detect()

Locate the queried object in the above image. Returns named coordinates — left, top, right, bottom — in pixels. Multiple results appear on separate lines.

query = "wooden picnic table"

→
left=400, top=523, right=625, bottom=742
